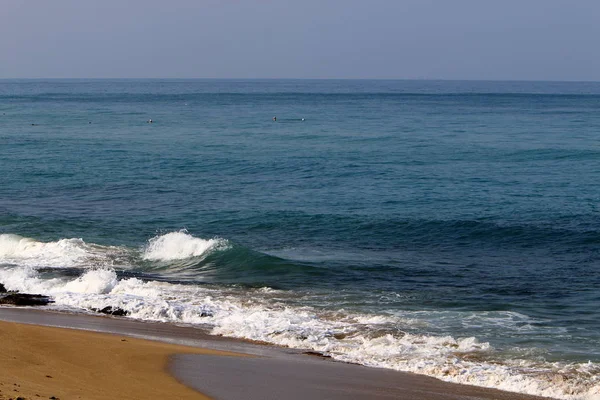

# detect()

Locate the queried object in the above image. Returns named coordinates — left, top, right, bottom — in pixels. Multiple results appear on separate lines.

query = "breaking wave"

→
left=1, top=231, right=599, bottom=399
left=141, top=230, right=228, bottom=261
left=0, top=233, right=130, bottom=269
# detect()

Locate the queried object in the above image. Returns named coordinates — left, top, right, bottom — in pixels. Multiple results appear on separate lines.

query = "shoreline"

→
left=0, top=307, right=553, bottom=400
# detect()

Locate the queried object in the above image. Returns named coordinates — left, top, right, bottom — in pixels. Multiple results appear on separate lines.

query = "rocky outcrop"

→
left=92, top=306, right=129, bottom=316
left=0, top=293, right=54, bottom=306
left=0, top=282, right=54, bottom=306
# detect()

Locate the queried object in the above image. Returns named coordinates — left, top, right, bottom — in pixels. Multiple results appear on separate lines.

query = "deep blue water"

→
left=1, top=80, right=600, bottom=398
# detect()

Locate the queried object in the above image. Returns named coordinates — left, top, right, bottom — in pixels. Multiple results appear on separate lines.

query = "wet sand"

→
left=0, top=307, right=553, bottom=400
left=174, top=353, right=552, bottom=400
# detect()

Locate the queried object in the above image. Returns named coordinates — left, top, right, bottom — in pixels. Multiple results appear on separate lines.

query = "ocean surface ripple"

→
left=1, top=79, right=600, bottom=399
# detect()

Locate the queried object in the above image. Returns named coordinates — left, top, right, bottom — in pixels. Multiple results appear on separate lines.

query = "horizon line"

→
left=1, top=77, right=599, bottom=84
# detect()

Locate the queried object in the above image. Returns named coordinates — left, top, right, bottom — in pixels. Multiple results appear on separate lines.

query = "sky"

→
left=1, top=0, right=599, bottom=81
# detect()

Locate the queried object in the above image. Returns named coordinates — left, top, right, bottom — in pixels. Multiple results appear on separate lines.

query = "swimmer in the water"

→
left=272, top=116, right=276, bottom=121
left=147, top=119, right=153, bottom=123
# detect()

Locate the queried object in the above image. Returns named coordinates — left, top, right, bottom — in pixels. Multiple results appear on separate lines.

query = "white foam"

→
left=386, top=309, right=553, bottom=335
left=0, top=265, right=62, bottom=293
left=0, top=234, right=88, bottom=267
left=1, top=260, right=598, bottom=399
left=141, top=231, right=227, bottom=261
left=63, top=269, right=119, bottom=294
left=0, top=233, right=130, bottom=269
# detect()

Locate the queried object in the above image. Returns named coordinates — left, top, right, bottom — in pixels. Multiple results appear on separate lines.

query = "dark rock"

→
left=0, top=293, right=53, bottom=306
left=0, top=283, right=7, bottom=293
left=200, top=311, right=213, bottom=317
left=303, top=351, right=332, bottom=359
left=92, top=306, right=129, bottom=316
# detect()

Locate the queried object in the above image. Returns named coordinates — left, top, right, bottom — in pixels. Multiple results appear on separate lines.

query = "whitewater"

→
left=1, top=232, right=598, bottom=400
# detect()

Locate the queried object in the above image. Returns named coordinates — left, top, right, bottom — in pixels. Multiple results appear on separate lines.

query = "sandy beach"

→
left=0, top=308, right=554, bottom=400
left=0, top=318, right=238, bottom=400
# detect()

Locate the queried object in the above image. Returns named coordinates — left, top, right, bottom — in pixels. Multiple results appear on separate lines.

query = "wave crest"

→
left=0, top=233, right=89, bottom=267
left=63, top=269, right=118, bottom=294
left=141, top=231, right=228, bottom=261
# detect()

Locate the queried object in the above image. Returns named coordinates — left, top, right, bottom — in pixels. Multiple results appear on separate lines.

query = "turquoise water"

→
left=1, top=80, right=600, bottom=398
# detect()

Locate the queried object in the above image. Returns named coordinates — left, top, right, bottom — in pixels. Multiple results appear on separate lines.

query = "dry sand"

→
left=0, top=320, right=238, bottom=400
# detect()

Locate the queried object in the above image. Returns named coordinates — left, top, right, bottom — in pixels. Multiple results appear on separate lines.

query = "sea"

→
left=1, top=79, right=599, bottom=399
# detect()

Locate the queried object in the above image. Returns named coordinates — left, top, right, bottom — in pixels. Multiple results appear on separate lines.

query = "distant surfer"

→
left=147, top=119, right=153, bottom=123
left=272, top=116, right=276, bottom=122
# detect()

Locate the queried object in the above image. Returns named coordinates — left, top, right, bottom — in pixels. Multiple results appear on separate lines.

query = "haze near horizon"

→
left=1, top=0, right=599, bottom=81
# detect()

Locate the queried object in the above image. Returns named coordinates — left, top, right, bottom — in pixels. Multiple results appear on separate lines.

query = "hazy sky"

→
left=1, top=0, right=599, bottom=80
